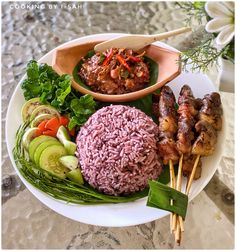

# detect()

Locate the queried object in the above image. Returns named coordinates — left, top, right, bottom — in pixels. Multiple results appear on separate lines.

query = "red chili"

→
left=102, top=48, right=113, bottom=66
left=116, top=54, right=131, bottom=72
left=128, top=56, right=141, bottom=62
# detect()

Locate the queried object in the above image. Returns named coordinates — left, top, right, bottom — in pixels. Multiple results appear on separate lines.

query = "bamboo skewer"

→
left=169, top=159, right=177, bottom=232
left=175, top=217, right=181, bottom=245
left=174, top=154, right=201, bottom=245
left=176, top=154, right=184, bottom=231
left=174, top=154, right=184, bottom=245
left=186, top=154, right=201, bottom=195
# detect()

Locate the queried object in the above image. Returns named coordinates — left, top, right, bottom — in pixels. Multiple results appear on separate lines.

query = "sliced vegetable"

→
left=35, top=129, right=43, bottom=137
left=45, top=117, right=60, bottom=131
left=22, top=127, right=39, bottom=150
left=116, top=54, right=131, bottom=72
left=102, top=48, right=113, bottom=66
left=127, top=56, right=142, bottom=62
left=39, top=144, right=68, bottom=179
left=30, top=105, right=60, bottom=121
left=38, top=120, right=48, bottom=132
left=21, top=97, right=41, bottom=122
left=59, top=116, right=69, bottom=127
left=64, top=140, right=77, bottom=155
left=59, top=156, right=79, bottom=170
left=30, top=113, right=55, bottom=128
left=67, top=168, right=84, bottom=184
left=57, top=125, right=70, bottom=141
left=34, top=140, right=62, bottom=166
left=29, top=135, right=57, bottom=161
left=42, top=130, right=57, bottom=137
left=56, top=125, right=76, bottom=155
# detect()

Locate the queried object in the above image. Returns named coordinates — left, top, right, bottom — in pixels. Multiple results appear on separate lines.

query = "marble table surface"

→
left=2, top=1, right=234, bottom=249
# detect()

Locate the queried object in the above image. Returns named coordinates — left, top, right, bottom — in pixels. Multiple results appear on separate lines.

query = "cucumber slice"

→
left=57, top=125, right=71, bottom=141
left=29, top=135, right=57, bottom=161
left=30, top=113, right=56, bottom=128
left=67, top=168, right=84, bottom=184
left=64, top=140, right=77, bottom=155
left=59, top=156, right=79, bottom=170
left=34, top=140, right=62, bottom=166
left=21, top=98, right=41, bottom=122
left=39, top=145, right=68, bottom=178
left=57, top=126, right=76, bottom=155
left=30, top=105, right=60, bottom=121
left=22, top=127, right=39, bottom=151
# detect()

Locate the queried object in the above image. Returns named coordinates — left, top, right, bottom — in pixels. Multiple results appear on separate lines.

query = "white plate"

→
left=6, top=33, right=226, bottom=227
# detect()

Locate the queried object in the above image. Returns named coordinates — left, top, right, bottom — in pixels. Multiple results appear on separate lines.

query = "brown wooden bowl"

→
left=52, top=41, right=181, bottom=102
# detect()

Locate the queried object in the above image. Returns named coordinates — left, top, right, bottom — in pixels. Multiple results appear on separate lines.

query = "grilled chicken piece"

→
left=182, top=155, right=202, bottom=180
left=158, top=138, right=179, bottom=165
left=192, top=120, right=217, bottom=156
left=199, top=92, right=223, bottom=131
left=192, top=92, right=222, bottom=156
left=158, top=86, right=179, bottom=163
left=159, top=87, right=177, bottom=120
left=176, top=85, right=198, bottom=154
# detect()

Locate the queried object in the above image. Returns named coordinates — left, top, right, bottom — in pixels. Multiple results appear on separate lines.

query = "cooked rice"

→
left=76, top=105, right=162, bottom=196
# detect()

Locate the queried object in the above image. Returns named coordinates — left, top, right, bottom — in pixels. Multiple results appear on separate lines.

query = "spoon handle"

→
left=148, top=27, right=192, bottom=43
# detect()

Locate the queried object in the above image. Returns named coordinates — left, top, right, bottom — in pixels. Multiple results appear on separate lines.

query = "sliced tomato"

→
left=59, top=116, right=69, bottom=127
left=35, top=129, right=43, bottom=137
left=45, top=117, right=60, bottom=131
left=42, top=129, right=57, bottom=137
left=38, top=120, right=48, bottom=132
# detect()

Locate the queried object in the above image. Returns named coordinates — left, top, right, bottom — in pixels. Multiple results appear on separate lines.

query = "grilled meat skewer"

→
left=158, top=86, right=179, bottom=165
left=176, top=85, right=202, bottom=179
left=192, top=92, right=222, bottom=156
left=176, top=85, right=198, bottom=155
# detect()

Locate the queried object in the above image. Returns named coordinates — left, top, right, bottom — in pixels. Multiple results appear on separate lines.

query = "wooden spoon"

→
left=94, top=27, right=191, bottom=52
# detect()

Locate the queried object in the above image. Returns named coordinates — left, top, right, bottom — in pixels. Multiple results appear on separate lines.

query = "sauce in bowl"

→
left=78, top=48, right=151, bottom=95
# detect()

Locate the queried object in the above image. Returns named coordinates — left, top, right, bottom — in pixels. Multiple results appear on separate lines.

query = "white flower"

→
left=205, top=1, right=234, bottom=47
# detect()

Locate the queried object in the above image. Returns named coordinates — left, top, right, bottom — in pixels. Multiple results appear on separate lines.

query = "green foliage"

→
left=147, top=180, right=188, bottom=218
left=68, top=94, right=96, bottom=129
left=176, top=1, right=207, bottom=25
left=21, top=61, right=96, bottom=129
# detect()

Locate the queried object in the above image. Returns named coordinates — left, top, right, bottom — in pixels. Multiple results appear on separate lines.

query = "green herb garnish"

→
left=120, top=69, right=129, bottom=79
left=21, top=60, right=96, bottom=129
left=98, top=53, right=106, bottom=65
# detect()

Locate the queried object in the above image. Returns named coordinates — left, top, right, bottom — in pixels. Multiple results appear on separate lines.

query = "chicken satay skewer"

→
left=152, top=90, right=176, bottom=233
left=174, top=85, right=200, bottom=244
left=185, top=92, right=222, bottom=194
left=175, top=92, right=223, bottom=244
left=157, top=86, right=179, bottom=233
